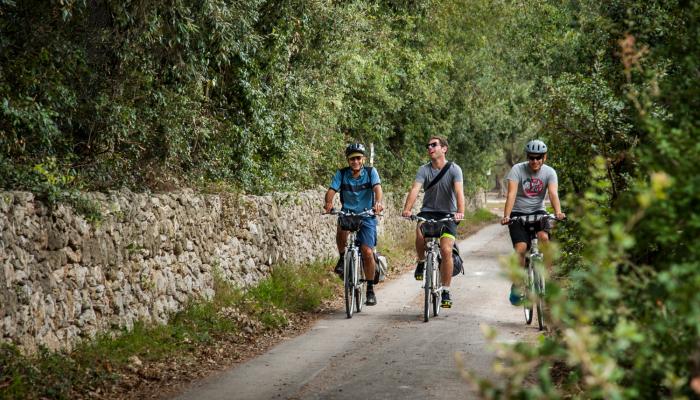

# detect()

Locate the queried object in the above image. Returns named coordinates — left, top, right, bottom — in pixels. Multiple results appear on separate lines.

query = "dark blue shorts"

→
left=352, top=217, right=377, bottom=248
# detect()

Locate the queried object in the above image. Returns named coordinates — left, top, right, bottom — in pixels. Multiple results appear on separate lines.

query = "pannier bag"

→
left=374, top=251, right=388, bottom=282
left=437, top=243, right=464, bottom=277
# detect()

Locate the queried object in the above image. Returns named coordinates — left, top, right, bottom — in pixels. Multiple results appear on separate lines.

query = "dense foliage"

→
left=0, top=0, right=509, bottom=195
left=459, top=1, right=700, bottom=398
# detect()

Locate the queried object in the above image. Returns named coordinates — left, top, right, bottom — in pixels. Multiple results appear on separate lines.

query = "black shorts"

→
left=417, top=211, right=459, bottom=240
left=508, top=211, right=553, bottom=246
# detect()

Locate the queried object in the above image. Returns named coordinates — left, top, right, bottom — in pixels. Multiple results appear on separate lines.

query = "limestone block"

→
left=3, top=262, right=14, bottom=288
left=64, top=247, right=81, bottom=263
left=44, top=295, right=56, bottom=318
left=11, top=204, right=26, bottom=224
left=77, top=307, right=96, bottom=328
left=0, top=194, right=10, bottom=213
left=40, top=330, right=61, bottom=351
left=113, top=292, right=124, bottom=314
left=69, top=289, right=82, bottom=318
left=16, top=281, right=32, bottom=304
left=1, top=318, right=15, bottom=340
left=35, top=229, right=49, bottom=250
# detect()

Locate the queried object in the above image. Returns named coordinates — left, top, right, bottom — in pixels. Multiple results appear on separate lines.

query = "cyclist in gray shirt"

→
left=402, top=135, right=465, bottom=308
left=501, top=139, right=565, bottom=305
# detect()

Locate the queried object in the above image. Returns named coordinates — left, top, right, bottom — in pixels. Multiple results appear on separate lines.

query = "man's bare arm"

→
left=501, top=179, right=518, bottom=225
left=373, top=184, right=384, bottom=213
left=454, top=180, right=465, bottom=220
left=547, top=182, right=566, bottom=220
left=324, top=189, right=337, bottom=213
left=402, top=181, right=422, bottom=217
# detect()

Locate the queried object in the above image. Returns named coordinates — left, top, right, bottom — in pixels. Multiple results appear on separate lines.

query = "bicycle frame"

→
left=407, top=215, right=455, bottom=322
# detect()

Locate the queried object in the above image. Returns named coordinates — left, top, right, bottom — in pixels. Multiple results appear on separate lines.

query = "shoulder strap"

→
left=365, top=166, right=375, bottom=206
left=339, top=167, right=351, bottom=205
left=364, top=166, right=375, bottom=185
left=424, top=161, right=452, bottom=191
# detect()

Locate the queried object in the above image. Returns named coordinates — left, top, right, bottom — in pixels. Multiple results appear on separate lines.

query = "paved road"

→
left=175, top=223, right=534, bottom=400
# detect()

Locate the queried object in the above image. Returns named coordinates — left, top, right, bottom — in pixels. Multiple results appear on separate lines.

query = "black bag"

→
left=452, top=243, right=464, bottom=276
left=420, top=221, right=445, bottom=238
left=438, top=243, right=464, bottom=277
left=339, top=215, right=363, bottom=232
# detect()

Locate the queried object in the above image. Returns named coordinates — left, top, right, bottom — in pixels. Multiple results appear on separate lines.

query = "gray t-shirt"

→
left=415, top=161, right=463, bottom=213
left=505, top=162, right=558, bottom=214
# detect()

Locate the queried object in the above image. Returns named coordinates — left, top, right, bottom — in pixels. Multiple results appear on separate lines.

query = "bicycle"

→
left=508, top=213, right=563, bottom=330
left=325, top=209, right=375, bottom=318
left=406, top=215, right=456, bottom=322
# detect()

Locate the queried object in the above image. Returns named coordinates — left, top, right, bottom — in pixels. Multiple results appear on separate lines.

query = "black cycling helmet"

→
left=524, top=139, right=548, bottom=154
left=345, top=143, right=366, bottom=158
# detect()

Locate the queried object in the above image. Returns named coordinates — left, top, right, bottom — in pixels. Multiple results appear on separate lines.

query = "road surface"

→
left=175, top=223, right=535, bottom=400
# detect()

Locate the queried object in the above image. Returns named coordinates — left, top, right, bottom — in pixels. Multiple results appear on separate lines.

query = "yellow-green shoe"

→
left=414, top=261, right=425, bottom=281
left=440, top=290, right=452, bottom=308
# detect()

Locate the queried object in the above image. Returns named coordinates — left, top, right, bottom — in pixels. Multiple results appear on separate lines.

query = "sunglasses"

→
left=528, top=154, right=544, bottom=161
left=348, top=156, right=363, bottom=161
left=426, top=142, right=441, bottom=149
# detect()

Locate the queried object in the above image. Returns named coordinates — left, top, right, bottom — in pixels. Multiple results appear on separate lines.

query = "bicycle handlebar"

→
left=507, top=213, right=566, bottom=225
left=322, top=208, right=378, bottom=217
left=404, top=214, right=456, bottom=223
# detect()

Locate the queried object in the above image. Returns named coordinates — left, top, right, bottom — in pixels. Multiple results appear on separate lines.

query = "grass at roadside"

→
left=456, top=208, right=500, bottom=238
left=0, top=262, right=337, bottom=400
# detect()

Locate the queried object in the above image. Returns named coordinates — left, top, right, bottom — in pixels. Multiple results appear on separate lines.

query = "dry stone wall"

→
left=0, top=188, right=484, bottom=352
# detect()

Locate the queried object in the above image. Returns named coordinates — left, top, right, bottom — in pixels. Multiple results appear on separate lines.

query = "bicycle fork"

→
left=426, top=243, right=443, bottom=293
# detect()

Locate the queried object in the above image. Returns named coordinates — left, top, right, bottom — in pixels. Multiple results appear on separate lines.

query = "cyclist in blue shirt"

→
left=324, top=143, right=384, bottom=306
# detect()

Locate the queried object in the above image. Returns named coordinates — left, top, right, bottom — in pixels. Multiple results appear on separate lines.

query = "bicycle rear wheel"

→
left=524, top=260, right=534, bottom=325
left=344, top=253, right=355, bottom=319
left=423, top=257, right=432, bottom=322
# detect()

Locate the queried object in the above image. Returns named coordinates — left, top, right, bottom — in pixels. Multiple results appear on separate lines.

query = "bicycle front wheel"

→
left=524, top=260, right=534, bottom=325
left=344, top=253, right=355, bottom=319
left=423, top=257, right=432, bottom=323
left=432, top=256, right=441, bottom=317
left=355, top=256, right=364, bottom=313
left=535, top=265, right=546, bottom=330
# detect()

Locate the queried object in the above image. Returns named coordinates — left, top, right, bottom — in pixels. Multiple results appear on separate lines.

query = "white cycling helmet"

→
left=525, top=139, right=548, bottom=154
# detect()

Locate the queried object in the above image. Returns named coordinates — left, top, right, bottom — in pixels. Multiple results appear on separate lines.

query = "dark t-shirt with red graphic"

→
left=505, top=162, right=558, bottom=214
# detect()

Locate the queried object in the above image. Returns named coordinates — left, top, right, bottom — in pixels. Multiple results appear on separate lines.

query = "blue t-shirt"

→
left=329, top=167, right=381, bottom=214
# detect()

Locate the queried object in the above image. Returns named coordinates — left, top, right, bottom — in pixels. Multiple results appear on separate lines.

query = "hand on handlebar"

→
left=454, top=212, right=464, bottom=221
left=555, top=212, right=566, bottom=221
left=373, top=202, right=384, bottom=214
left=501, top=216, right=510, bottom=225
left=323, top=202, right=334, bottom=214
